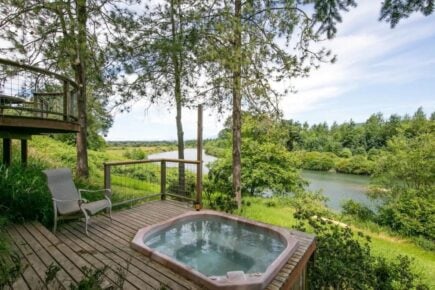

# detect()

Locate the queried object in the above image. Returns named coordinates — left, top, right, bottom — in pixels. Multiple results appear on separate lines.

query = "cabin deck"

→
left=6, top=200, right=315, bottom=290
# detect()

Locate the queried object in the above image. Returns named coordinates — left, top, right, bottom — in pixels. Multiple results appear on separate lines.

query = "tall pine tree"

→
left=197, top=0, right=357, bottom=208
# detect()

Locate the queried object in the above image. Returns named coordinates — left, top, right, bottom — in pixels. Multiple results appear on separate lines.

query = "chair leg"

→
left=52, top=201, right=58, bottom=234
left=108, top=206, right=112, bottom=222
left=81, top=207, right=90, bottom=236
left=53, top=216, right=57, bottom=234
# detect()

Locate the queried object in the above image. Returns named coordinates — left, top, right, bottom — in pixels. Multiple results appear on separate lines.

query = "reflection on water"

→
left=301, top=170, right=379, bottom=211
left=148, top=149, right=379, bottom=211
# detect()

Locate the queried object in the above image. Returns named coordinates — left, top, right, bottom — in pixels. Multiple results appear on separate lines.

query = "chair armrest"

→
left=52, top=198, right=86, bottom=206
left=78, top=188, right=112, bottom=198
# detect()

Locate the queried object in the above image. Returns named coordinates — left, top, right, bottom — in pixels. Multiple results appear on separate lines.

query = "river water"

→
left=148, top=149, right=378, bottom=211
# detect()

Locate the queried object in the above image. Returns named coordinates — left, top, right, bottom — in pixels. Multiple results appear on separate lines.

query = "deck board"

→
left=8, top=200, right=314, bottom=290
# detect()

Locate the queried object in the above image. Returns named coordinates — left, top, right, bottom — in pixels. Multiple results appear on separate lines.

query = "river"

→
left=148, top=149, right=378, bottom=211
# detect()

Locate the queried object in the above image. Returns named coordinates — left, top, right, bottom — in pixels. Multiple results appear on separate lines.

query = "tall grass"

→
left=0, top=162, right=53, bottom=226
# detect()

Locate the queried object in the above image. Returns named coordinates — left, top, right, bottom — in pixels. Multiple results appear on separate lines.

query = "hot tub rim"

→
left=131, top=210, right=299, bottom=290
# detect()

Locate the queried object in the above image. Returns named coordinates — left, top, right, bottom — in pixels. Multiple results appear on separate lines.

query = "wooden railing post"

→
left=63, top=80, right=70, bottom=121
left=195, top=104, right=203, bottom=210
left=104, top=163, right=111, bottom=191
left=161, top=160, right=166, bottom=200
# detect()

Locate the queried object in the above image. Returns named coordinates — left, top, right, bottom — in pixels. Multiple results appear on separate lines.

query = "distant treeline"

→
left=107, top=139, right=214, bottom=148
left=204, top=107, right=434, bottom=175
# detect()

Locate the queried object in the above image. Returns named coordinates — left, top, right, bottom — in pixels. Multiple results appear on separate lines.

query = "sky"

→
left=106, top=0, right=435, bottom=141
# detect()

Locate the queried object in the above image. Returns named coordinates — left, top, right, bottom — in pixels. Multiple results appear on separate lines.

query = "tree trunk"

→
left=170, top=0, right=185, bottom=195
left=75, top=0, right=89, bottom=178
left=232, top=0, right=242, bottom=209
left=176, top=94, right=185, bottom=195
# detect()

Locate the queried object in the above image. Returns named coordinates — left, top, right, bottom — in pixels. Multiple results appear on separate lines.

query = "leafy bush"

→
left=342, top=200, right=375, bottom=221
left=372, top=133, right=434, bottom=240
left=376, top=189, right=435, bottom=240
left=166, top=168, right=196, bottom=197
left=298, top=151, right=336, bottom=171
left=338, top=148, right=352, bottom=158
left=123, top=148, right=147, bottom=160
left=367, top=148, right=381, bottom=161
left=354, top=146, right=367, bottom=156
left=294, top=207, right=429, bottom=290
left=0, top=163, right=53, bottom=225
left=204, top=191, right=239, bottom=213
left=335, top=155, right=374, bottom=175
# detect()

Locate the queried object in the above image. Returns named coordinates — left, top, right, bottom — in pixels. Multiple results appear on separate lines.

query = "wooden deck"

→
left=6, top=200, right=315, bottom=290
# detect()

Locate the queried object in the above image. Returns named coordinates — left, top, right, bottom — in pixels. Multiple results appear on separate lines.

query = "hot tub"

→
left=131, top=210, right=299, bottom=289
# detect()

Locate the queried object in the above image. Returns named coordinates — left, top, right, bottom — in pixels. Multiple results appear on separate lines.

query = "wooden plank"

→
left=56, top=230, right=139, bottom=289
left=63, top=223, right=162, bottom=289
left=110, top=202, right=187, bottom=226
left=7, top=226, right=46, bottom=290
left=29, top=222, right=87, bottom=284
left=0, top=116, right=80, bottom=133
left=68, top=219, right=198, bottom=290
left=117, top=203, right=185, bottom=222
left=6, top=234, right=31, bottom=290
left=89, top=216, right=200, bottom=290
left=17, top=223, right=70, bottom=289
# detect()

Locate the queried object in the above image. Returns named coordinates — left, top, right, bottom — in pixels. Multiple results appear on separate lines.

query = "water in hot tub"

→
left=144, top=216, right=286, bottom=277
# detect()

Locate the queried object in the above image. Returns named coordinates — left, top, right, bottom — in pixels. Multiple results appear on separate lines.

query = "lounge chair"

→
left=43, top=168, right=112, bottom=235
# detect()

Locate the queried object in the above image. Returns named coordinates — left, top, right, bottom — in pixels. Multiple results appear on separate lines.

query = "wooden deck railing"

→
left=0, top=58, right=79, bottom=122
left=103, top=158, right=202, bottom=208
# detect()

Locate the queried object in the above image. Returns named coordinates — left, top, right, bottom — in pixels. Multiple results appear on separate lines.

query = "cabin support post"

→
left=21, top=139, right=27, bottom=165
left=2, top=138, right=11, bottom=166
left=195, top=104, right=203, bottom=210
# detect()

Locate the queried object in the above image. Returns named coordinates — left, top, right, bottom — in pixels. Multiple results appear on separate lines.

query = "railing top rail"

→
left=0, top=58, right=78, bottom=89
left=104, top=158, right=201, bottom=166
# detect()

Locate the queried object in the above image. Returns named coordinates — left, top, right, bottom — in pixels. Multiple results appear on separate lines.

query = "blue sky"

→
left=106, top=0, right=435, bottom=141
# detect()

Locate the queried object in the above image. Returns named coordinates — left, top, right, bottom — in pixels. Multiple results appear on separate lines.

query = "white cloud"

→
left=280, top=0, right=435, bottom=120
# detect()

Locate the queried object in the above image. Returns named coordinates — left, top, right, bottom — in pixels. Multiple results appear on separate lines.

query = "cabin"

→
left=0, top=58, right=79, bottom=166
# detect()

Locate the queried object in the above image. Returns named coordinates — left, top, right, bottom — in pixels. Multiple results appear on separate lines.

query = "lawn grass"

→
left=238, top=197, right=435, bottom=287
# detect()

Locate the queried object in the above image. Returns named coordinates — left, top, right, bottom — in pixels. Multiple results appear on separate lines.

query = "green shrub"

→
left=367, top=148, right=381, bottom=161
left=376, top=189, right=435, bottom=240
left=342, top=200, right=375, bottom=221
left=166, top=168, right=196, bottom=197
left=300, top=151, right=336, bottom=171
left=294, top=207, right=428, bottom=290
left=123, top=148, right=147, bottom=160
left=335, top=156, right=374, bottom=175
left=354, top=146, right=367, bottom=156
left=204, top=191, right=238, bottom=213
left=0, top=163, right=53, bottom=225
left=338, top=148, right=353, bottom=158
